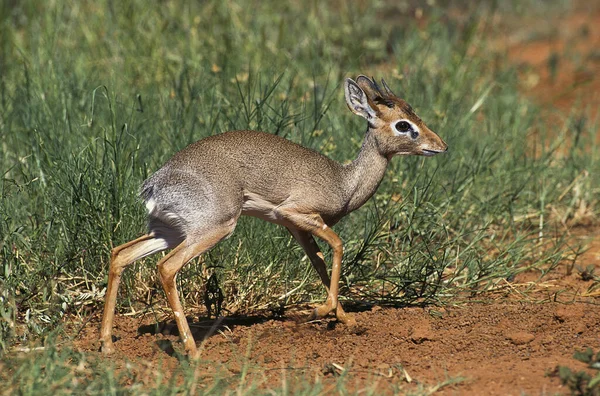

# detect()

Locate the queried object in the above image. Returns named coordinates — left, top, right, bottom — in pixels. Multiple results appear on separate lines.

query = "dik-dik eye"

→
left=395, top=121, right=411, bottom=133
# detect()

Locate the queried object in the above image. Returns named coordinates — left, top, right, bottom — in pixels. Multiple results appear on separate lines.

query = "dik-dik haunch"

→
left=99, top=76, right=448, bottom=357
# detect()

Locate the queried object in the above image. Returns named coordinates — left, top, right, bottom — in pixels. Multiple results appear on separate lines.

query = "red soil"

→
left=72, top=295, right=600, bottom=394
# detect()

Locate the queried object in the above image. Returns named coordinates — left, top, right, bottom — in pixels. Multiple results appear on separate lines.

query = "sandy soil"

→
left=73, top=296, right=600, bottom=394
left=69, top=4, right=600, bottom=395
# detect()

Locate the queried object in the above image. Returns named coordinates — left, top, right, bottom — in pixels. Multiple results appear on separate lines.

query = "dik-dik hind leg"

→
left=100, top=234, right=171, bottom=354
left=288, top=228, right=356, bottom=326
left=157, top=224, right=235, bottom=358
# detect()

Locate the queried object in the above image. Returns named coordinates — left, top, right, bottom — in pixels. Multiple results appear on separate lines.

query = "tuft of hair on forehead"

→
left=395, top=98, right=418, bottom=118
left=354, top=75, right=419, bottom=120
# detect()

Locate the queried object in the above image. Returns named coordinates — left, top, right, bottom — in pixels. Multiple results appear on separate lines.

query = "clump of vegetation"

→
left=555, top=348, right=600, bottom=396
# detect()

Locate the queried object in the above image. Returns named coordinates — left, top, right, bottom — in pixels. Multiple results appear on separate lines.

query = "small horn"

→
left=381, top=78, right=396, bottom=97
left=371, top=76, right=385, bottom=97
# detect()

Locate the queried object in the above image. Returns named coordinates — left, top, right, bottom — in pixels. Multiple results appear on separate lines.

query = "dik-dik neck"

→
left=342, top=130, right=389, bottom=213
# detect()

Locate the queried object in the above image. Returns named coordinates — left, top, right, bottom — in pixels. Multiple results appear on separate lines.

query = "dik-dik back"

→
left=142, top=131, right=349, bottom=230
left=99, top=75, right=447, bottom=358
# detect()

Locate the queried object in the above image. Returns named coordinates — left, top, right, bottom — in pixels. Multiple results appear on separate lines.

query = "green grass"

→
left=1, top=334, right=463, bottom=395
left=554, top=347, right=600, bottom=396
left=1, top=0, right=599, bottom=393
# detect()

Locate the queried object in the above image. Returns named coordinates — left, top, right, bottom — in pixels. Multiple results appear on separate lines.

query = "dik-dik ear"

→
left=355, top=75, right=380, bottom=101
left=344, top=78, right=376, bottom=120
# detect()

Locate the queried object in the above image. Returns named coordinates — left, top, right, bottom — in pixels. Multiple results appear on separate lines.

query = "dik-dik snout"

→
left=397, top=122, right=448, bottom=157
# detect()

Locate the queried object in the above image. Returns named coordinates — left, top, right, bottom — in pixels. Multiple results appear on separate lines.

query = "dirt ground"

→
left=70, top=5, right=600, bottom=395
left=74, top=297, right=600, bottom=394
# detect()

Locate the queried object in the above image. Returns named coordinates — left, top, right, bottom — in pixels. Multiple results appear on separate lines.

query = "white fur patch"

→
left=242, top=192, right=283, bottom=224
left=145, top=196, right=184, bottom=229
left=132, top=237, right=170, bottom=261
left=391, top=119, right=420, bottom=137
left=145, top=197, right=157, bottom=213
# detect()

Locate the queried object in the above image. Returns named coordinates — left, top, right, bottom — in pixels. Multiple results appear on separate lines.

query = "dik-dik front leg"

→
left=277, top=209, right=354, bottom=325
left=288, top=227, right=356, bottom=325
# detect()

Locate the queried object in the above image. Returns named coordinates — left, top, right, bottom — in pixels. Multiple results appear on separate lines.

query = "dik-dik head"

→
left=345, top=75, right=448, bottom=158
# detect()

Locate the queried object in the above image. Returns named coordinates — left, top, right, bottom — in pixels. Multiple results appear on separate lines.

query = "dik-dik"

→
left=99, top=76, right=448, bottom=357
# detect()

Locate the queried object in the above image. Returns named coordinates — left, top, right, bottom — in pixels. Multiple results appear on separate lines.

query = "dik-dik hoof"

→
left=100, top=340, right=115, bottom=355
left=306, top=303, right=356, bottom=327
left=337, top=312, right=357, bottom=327
left=308, top=301, right=336, bottom=322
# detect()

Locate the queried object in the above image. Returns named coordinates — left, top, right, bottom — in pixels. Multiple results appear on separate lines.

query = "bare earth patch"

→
left=72, top=298, right=599, bottom=394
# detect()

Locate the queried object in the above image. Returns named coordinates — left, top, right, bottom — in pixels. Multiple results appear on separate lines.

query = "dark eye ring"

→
left=395, top=121, right=411, bottom=132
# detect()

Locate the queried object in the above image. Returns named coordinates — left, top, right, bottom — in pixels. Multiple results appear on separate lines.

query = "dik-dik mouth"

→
left=421, top=148, right=447, bottom=156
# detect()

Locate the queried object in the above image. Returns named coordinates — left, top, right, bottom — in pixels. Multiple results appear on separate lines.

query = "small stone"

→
left=376, top=363, right=391, bottom=370
left=283, top=321, right=295, bottom=329
left=506, top=331, right=535, bottom=345
left=554, top=306, right=584, bottom=322
left=574, top=323, right=587, bottom=334
left=410, top=322, right=436, bottom=344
